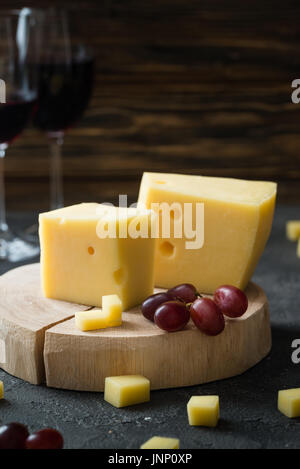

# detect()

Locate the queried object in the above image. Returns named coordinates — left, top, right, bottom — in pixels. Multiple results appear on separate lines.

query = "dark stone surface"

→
left=0, top=206, right=300, bottom=449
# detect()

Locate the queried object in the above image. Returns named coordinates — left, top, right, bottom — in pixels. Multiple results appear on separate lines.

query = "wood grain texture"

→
left=0, top=263, right=90, bottom=384
left=0, top=263, right=271, bottom=391
left=2, top=1, right=300, bottom=208
left=44, top=283, right=271, bottom=392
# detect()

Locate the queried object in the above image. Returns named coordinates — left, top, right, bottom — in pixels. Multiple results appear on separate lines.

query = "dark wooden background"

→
left=3, top=0, right=300, bottom=210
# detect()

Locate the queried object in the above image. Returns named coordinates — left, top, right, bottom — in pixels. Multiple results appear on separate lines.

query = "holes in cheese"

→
left=159, top=241, right=175, bottom=258
left=113, top=267, right=126, bottom=285
left=87, top=246, right=95, bottom=255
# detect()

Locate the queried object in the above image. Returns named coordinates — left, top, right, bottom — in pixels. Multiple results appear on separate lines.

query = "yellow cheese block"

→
left=138, top=172, right=276, bottom=293
left=286, top=220, right=300, bottom=241
left=104, top=375, right=150, bottom=408
left=75, top=309, right=109, bottom=331
left=140, top=436, right=180, bottom=449
left=39, top=204, right=156, bottom=310
left=75, top=294, right=123, bottom=331
left=298, top=239, right=300, bottom=258
left=0, top=380, right=3, bottom=399
left=187, top=395, right=219, bottom=427
left=103, top=294, right=122, bottom=327
left=278, top=388, right=300, bottom=418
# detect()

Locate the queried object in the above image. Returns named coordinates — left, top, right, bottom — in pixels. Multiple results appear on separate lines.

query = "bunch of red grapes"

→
left=142, top=284, right=248, bottom=335
left=0, top=423, right=63, bottom=449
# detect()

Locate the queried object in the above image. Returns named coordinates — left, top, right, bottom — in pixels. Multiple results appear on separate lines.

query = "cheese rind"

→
left=140, top=436, right=179, bottom=449
left=286, top=221, right=300, bottom=241
left=187, top=395, right=219, bottom=427
left=278, top=389, right=300, bottom=418
left=104, top=375, right=150, bottom=408
left=138, top=172, right=276, bottom=293
left=0, top=380, right=3, bottom=399
left=39, top=204, right=156, bottom=310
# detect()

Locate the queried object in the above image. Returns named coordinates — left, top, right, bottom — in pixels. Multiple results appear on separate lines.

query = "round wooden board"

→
left=0, top=263, right=271, bottom=391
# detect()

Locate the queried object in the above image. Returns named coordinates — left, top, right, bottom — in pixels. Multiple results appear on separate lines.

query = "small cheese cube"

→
left=297, top=239, right=300, bottom=258
left=140, top=436, right=179, bottom=449
left=278, top=388, right=300, bottom=418
left=102, top=294, right=122, bottom=327
left=0, top=380, right=3, bottom=399
left=104, top=375, right=150, bottom=408
left=286, top=221, right=300, bottom=241
left=75, top=309, right=108, bottom=331
left=187, top=395, right=219, bottom=427
left=39, top=203, right=156, bottom=310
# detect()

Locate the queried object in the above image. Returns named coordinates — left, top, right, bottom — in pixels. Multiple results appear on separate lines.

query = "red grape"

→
left=154, top=300, right=190, bottom=332
left=167, top=283, right=198, bottom=303
left=214, top=285, right=248, bottom=318
left=190, top=298, right=225, bottom=336
left=26, top=428, right=64, bottom=449
left=0, top=422, right=29, bottom=449
left=141, top=292, right=175, bottom=321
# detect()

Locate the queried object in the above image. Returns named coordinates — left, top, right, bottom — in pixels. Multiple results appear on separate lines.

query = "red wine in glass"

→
left=0, top=8, right=40, bottom=261
left=0, top=94, right=36, bottom=144
left=33, top=56, right=93, bottom=132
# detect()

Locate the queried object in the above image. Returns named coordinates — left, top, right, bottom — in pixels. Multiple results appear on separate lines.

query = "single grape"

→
left=154, top=300, right=190, bottom=332
left=167, top=283, right=198, bottom=303
left=141, top=292, right=175, bottom=321
left=0, top=422, right=29, bottom=449
left=214, top=285, right=248, bottom=318
left=26, top=428, right=64, bottom=450
left=190, top=298, right=225, bottom=336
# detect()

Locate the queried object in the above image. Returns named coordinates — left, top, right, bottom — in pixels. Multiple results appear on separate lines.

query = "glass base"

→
left=0, top=227, right=40, bottom=262
left=23, top=222, right=39, bottom=245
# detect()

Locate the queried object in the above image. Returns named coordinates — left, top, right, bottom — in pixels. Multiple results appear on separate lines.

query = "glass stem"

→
left=0, top=143, right=8, bottom=234
left=48, top=131, right=64, bottom=210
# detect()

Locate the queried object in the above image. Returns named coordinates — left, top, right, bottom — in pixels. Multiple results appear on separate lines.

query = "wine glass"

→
left=24, top=8, right=94, bottom=242
left=0, top=8, right=40, bottom=261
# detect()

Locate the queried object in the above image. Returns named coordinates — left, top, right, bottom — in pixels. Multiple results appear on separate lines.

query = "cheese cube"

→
left=138, top=172, right=276, bottom=293
left=278, top=388, right=300, bottom=418
left=104, top=375, right=150, bottom=408
left=297, top=239, right=300, bottom=258
left=286, top=221, right=300, bottom=241
left=140, top=436, right=179, bottom=449
left=75, top=294, right=123, bottom=331
left=75, top=309, right=109, bottom=331
left=102, top=294, right=122, bottom=327
left=187, top=396, right=219, bottom=427
left=0, top=380, right=3, bottom=399
left=39, top=204, right=156, bottom=310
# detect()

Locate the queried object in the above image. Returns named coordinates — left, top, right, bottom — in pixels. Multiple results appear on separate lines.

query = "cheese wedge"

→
left=138, top=172, right=276, bottom=293
left=39, top=203, right=156, bottom=309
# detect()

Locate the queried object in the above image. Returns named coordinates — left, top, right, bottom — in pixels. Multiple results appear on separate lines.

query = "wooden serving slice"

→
left=0, top=263, right=271, bottom=390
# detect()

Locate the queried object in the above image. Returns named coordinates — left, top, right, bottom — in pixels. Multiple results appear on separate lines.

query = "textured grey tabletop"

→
left=0, top=206, right=299, bottom=449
